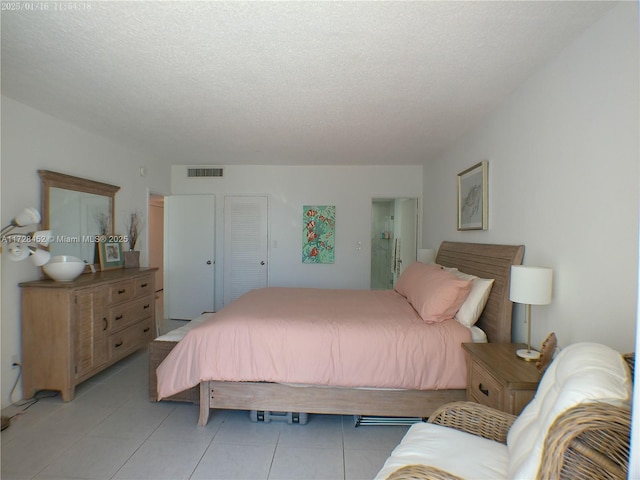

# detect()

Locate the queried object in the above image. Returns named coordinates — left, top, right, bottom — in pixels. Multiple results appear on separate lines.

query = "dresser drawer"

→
left=108, top=280, right=136, bottom=304
left=135, top=276, right=154, bottom=297
left=108, top=295, right=153, bottom=331
left=468, top=361, right=504, bottom=410
left=108, top=318, right=154, bottom=360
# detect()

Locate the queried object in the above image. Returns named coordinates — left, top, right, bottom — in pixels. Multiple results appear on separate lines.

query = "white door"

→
left=390, top=198, right=418, bottom=285
left=223, top=196, right=268, bottom=305
left=148, top=194, right=165, bottom=333
left=398, top=198, right=418, bottom=275
left=166, top=195, right=215, bottom=319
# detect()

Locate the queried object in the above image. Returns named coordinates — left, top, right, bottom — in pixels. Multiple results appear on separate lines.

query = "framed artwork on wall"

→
left=98, top=236, right=124, bottom=270
left=457, top=160, right=488, bottom=231
left=302, top=205, right=335, bottom=264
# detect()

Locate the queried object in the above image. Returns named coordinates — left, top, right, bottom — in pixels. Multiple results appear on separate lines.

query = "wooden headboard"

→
left=436, top=241, right=525, bottom=344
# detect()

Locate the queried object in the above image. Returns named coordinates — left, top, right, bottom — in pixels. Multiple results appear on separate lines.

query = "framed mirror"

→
left=39, top=170, right=120, bottom=265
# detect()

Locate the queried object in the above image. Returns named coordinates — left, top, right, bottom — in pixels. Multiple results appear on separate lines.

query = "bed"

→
left=154, top=241, right=524, bottom=426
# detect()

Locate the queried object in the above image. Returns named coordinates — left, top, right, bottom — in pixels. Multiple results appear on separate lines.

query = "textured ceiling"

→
left=1, top=1, right=615, bottom=166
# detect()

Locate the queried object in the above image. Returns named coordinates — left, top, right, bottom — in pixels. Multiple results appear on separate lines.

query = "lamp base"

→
left=516, top=348, right=540, bottom=362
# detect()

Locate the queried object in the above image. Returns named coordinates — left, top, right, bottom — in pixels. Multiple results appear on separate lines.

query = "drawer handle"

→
left=115, top=314, right=124, bottom=321
left=140, top=283, right=148, bottom=288
left=115, top=341, right=123, bottom=348
left=143, top=304, right=150, bottom=309
left=117, top=289, right=126, bottom=295
left=144, top=327, right=150, bottom=333
left=103, top=318, right=108, bottom=331
left=478, top=383, right=490, bottom=396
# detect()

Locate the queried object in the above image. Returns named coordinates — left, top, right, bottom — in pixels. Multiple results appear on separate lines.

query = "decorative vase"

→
left=94, top=240, right=101, bottom=265
left=124, top=250, right=140, bottom=268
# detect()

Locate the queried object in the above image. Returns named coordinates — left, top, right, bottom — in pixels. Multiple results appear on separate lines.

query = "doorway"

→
left=148, top=194, right=164, bottom=334
left=370, top=198, right=418, bottom=289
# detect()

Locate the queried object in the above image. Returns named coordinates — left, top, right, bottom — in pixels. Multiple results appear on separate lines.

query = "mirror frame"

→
left=39, top=170, right=120, bottom=263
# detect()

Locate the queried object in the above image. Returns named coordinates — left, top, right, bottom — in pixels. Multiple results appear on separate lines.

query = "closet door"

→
left=166, top=195, right=215, bottom=319
left=223, top=196, right=268, bottom=306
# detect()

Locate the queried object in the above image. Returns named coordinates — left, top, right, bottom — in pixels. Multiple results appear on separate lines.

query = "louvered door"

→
left=223, top=195, right=268, bottom=306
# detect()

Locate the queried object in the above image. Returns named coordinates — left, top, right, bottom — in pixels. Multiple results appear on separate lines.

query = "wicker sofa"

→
left=376, top=344, right=634, bottom=480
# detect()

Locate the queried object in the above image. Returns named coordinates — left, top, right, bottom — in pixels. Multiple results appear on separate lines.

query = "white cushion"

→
left=374, top=422, right=508, bottom=480
left=443, top=267, right=494, bottom=327
left=507, top=342, right=632, bottom=479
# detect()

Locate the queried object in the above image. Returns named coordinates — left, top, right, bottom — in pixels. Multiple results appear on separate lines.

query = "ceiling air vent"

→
left=187, top=167, right=224, bottom=178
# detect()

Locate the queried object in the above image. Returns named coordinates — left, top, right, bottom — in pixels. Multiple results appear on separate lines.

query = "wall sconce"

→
left=1, top=207, right=52, bottom=266
left=509, top=265, right=553, bottom=361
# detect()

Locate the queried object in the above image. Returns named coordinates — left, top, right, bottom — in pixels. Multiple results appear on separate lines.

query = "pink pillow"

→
left=395, top=263, right=472, bottom=323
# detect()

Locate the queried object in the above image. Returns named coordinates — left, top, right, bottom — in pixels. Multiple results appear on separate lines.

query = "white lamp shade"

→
left=510, top=265, right=553, bottom=305
left=417, top=248, right=436, bottom=264
left=7, top=242, right=30, bottom=261
left=30, top=248, right=51, bottom=266
left=32, top=230, right=53, bottom=246
left=13, top=207, right=40, bottom=227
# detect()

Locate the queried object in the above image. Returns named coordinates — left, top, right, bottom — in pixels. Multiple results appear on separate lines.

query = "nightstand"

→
left=462, top=343, right=542, bottom=415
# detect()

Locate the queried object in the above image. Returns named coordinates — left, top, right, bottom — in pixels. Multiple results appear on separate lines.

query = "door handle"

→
left=478, top=383, right=490, bottom=396
left=206, top=260, right=212, bottom=265
left=260, top=261, right=265, bottom=265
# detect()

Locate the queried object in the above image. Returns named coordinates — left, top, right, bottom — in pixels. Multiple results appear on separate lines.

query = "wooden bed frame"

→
left=196, top=241, right=524, bottom=426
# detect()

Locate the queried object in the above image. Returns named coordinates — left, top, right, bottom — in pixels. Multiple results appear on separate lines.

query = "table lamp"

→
left=417, top=248, right=436, bottom=264
left=509, top=265, right=553, bottom=361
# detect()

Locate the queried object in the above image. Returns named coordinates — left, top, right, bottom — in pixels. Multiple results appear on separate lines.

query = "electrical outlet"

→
left=11, top=354, right=19, bottom=367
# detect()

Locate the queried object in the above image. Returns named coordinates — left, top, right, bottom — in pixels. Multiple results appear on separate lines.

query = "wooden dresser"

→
left=20, top=268, right=157, bottom=401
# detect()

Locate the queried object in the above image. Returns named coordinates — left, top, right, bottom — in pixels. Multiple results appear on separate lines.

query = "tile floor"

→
left=1, top=321, right=411, bottom=480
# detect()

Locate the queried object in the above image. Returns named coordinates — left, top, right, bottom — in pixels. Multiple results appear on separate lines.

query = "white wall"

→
left=423, top=4, right=639, bottom=353
left=171, top=165, right=423, bottom=311
left=1, top=96, right=171, bottom=408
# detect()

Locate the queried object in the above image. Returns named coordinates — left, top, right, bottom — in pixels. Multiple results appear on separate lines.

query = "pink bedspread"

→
left=157, top=287, right=472, bottom=399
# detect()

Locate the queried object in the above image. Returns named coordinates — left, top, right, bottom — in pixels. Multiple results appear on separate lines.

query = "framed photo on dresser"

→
left=98, top=236, right=124, bottom=270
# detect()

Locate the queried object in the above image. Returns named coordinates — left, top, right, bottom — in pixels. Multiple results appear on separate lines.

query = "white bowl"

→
left=42, top=255, right=86, bottom=282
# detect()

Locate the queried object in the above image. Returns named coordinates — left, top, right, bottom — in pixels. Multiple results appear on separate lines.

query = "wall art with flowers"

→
left=302, top=205, right=335, bottom=264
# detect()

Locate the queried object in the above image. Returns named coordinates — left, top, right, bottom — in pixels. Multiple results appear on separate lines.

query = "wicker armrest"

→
left=623, top=352, right=634, bottom=378
left=538, top=402, right=631, bottom=480
left=386, top=464, right=464, bottom=480
left=427, top=401, right=516, bottom=444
